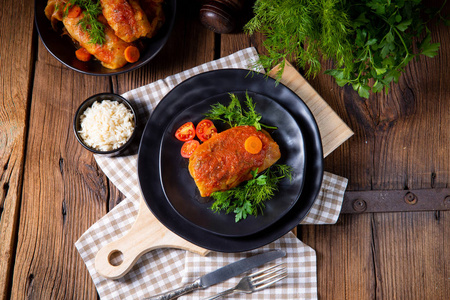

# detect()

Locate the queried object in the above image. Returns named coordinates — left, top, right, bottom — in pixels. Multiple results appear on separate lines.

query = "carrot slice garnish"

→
left=67, top=5, right=82, bottom=18
left=245, top=136, right=262, bottom=154
left=75, top=48, right=92, bottom=62
left=124, top=46, right=140, bottom=63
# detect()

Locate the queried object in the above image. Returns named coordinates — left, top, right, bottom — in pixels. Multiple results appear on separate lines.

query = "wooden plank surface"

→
left=373, top=212, right=449, bottom=299
left=300, top=211, right=450, bottom=299
left=10, top=40, right=111, bottom=299
left=0, top=0, right=35, bottom=298
left=299, top=215, right=376, bottom=299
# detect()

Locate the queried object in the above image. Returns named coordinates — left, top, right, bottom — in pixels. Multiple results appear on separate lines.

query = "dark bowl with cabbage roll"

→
left=35, top=0, right=176, bottom=76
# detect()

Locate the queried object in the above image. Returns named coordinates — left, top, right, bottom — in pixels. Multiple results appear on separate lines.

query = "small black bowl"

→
left=73, top=93, right=138, bottom=156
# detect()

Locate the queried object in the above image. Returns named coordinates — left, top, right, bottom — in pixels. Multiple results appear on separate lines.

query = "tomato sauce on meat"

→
left=101, top=0, right=151, bottom=42
left=188, top=125, right=281, bottom=197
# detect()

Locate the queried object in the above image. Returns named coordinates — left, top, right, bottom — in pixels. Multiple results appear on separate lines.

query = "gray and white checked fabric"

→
left=75, top=47, right=348, bottom=300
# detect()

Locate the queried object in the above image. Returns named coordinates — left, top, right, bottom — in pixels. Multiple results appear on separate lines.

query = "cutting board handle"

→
left=95, top=198, right=209, bottom=279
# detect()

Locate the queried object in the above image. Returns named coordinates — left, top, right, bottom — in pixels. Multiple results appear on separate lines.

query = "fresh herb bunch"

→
left=244, top=0, right=446, bottom=98
left=211, top=165, right=293, bottom=222
left=205, top=92, right=277, bottom=130
left=66, top=0, right=105, bottom=45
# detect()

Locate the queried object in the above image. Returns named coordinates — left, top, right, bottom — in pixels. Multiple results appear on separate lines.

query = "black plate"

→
left=34, top=0, right=176, bottom=76
left=138, top=69, right=323, bottom=252
left=160, top=91, right=305, bottom=236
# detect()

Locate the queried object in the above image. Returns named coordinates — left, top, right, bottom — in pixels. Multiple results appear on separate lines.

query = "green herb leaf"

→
left=205, top=92, right=277, bottom=130
left=421, top=42, right=440, bottom=58
left=357, top=84, right=370, bottom=99
left=233, top=200, right=253, bottom=222
left=418, top=31, right=441, bottom=58
left=210, top=164, right=293, bottom=222
left=396, top=19, right=412, bottom=31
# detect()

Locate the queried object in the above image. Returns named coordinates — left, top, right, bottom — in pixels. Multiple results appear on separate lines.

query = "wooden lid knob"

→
left=199, top=0, right=244, bottom=34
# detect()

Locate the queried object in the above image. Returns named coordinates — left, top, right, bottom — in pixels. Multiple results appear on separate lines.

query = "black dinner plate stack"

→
left=137, top=69, right=324, bottom=252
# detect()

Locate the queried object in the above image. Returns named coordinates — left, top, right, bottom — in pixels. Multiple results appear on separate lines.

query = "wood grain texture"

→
left=0, top=0, right=35, bottom=298
left=372, top=211, right=450, bottom=299
left=300, top=215, right=375, bottom=300
left=9, top=41, right=111, bottom=299
left=301, top=211, right=450, bottom=299
left=219, top=31, right=266, bottom=58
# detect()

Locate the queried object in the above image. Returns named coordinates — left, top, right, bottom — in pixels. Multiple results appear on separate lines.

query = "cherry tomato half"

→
left=181, top=140, right=200, bottom=158
left=196, top=119, right=217, bottom=142
left=175, top=122, right=195, bottom=141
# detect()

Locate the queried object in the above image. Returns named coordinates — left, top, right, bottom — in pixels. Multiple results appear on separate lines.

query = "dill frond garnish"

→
left=204, top=92, right=277, bottom=130
left=66, top=0, right=105, bottom=45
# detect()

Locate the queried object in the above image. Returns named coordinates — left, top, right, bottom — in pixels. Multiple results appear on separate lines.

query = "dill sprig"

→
left=210, top=165, right=293, bottom=222
left=244, top=0, right=444, bottom=98
left=66, top=0, right=105, bottom=45
left=204, top=92, right=277, bottom=130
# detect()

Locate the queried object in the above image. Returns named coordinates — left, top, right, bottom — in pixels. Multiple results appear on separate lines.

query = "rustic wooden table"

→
left=1, top=0, right=449, bottom=299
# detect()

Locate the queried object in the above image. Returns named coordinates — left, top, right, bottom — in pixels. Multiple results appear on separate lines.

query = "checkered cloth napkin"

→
left=75, top=47, right=348, bottom=299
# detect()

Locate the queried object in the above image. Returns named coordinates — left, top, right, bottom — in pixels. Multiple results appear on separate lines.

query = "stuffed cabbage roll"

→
left=100, top=0, right=152, bottom=42
left=188, top=126, right=281, bottom=197
left=44, top=0, right=67, bottom=29
left=63, top=13, right=131, bottom=69
left=139, top=0, right=165, bottom=38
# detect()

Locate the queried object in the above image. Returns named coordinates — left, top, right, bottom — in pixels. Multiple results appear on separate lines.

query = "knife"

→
left=147, top=249, right=285, bottom=300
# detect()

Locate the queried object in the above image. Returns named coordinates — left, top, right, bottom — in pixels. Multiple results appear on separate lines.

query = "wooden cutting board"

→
left=94, top=61, right=354, bottom=279
left=95, top=197, right=210, bottom=279
left=268, top=60, right=354, bottom=158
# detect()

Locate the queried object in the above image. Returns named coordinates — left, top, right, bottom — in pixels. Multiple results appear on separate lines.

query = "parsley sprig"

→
left=66, top=0, right=105, bottom=45
left=245, top=0, right=447, bottom=98
left=211, top=165, right=292, bottom=222
left=204, top=92, right=276, bottom=130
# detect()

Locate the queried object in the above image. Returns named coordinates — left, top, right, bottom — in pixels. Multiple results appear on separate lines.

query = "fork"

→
left=203, top=263, right=287, bottom=300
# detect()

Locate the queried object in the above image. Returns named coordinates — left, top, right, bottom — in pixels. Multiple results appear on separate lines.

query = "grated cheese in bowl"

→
left=78, top=100, right=135, bottom=151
